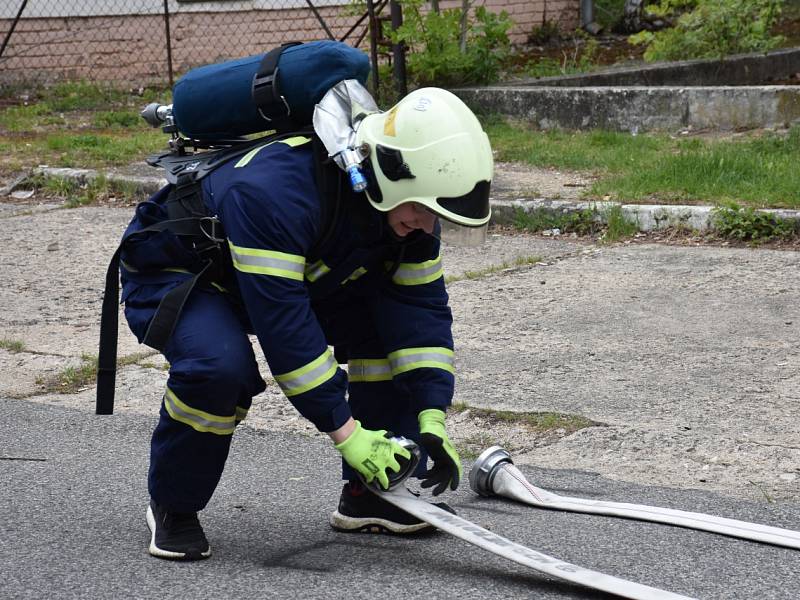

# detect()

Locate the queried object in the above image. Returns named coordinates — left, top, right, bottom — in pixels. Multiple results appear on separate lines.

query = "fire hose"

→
left=368, top=438, right=697, bottom=599
left=468, top=446, right=800, bottom=551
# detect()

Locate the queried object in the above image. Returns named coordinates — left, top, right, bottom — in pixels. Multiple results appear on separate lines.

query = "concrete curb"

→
left=491, top=198, right=800, bottom=232
left=453, top=86, right=800, bottom=132
left=12, top=166, right=800, bottom=235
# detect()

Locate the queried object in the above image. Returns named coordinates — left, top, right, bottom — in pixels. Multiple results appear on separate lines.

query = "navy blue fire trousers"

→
left=124, top=284, right=426, bottom=513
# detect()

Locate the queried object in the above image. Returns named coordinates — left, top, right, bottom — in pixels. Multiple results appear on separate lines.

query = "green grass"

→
left=0, top=81, right=170, bottom=179
left=445, top=255, right=543, bottom=283
left=26, top=172, right=142, bottom=208
left=452, top=404, right=595, bottom=432
left=451, top=403, right=597, bottom=459
left=0, top=339, right=25, bottom=353
left=39, top=350, right=159, bottom=394
left=484, top=117, right=800, bottom=208
left=512, top=204, right=638, bottom=242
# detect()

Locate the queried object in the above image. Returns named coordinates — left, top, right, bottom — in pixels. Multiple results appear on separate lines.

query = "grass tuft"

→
left=445, top=255, right=542, bottom=283
left=0, top=339, right=25, bottom=353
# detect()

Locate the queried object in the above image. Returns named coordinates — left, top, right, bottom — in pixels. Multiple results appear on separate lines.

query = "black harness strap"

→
left=97, top=133, right=339, bottom=416
left=95, top=194, right=224, bottom=415
left=252, top=42, right=302, bottom=132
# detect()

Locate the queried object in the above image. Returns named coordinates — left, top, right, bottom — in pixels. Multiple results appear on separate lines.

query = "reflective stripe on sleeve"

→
left=228, top=241, right=305, bottom=280
left=390, top=255, right=443, bottom=286
left=348, top=358, right=392, bottom=382
left=163, top=386, right=236, bottom=435
left=234, top=136, right=311, bottom=168
left=274, top=350, right=338, bottom=397
left=235, top=406, right=249, bottom=422
left=388, top=347, right=455, bottom=376
left=305, top=260, right=331, bottom=282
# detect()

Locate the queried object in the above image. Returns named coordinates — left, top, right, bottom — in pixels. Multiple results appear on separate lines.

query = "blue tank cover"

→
left=172, top=40, right=370, bottom=140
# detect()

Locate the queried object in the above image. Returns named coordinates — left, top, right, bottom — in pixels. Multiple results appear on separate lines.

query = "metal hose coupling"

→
left=468, top=446, right=514, bottom=497
left=362, top=436, right=422, bottom=492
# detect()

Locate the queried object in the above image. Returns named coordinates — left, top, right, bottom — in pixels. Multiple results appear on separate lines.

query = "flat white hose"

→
left=491, top=461, right=800, bottom=551
left=376, top=485, right=697, bottom=600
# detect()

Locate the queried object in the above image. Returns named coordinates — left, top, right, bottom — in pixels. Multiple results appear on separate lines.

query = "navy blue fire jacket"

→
left=121, top=136, right=455, bottom=433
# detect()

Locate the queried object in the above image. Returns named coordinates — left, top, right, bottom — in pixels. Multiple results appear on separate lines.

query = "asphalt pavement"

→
left=3, top=398, right=799, bottom=600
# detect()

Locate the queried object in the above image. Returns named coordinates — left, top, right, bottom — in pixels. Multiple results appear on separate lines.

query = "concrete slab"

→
left=0, top=206, right=140, bottom=356
left=448, top=242, right=800, bottom=500
left=454, top=85, right=800, bottom=132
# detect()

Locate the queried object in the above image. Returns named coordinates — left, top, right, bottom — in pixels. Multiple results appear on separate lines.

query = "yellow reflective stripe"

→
left=305, top=260, right=331, bottom=282
left=228, top=241, right=305, bottom=280
left=388, top=347, right=455, bottom=376
left=342, top=266, right=368, bottom=284
left=348, top=358, right=392, bottom=382
left=274, top=350, right=338, bottom=397
left=390, top=255, right=443, bottom=286
left=120, top=260, right=139, bottom=272
left=234, top=136, right=312, bottom=168
left=163, top=387, right=236, bottom=435
left=235, top=406, right=249, bottom=422
left=281, top=136, right=312, bottom=148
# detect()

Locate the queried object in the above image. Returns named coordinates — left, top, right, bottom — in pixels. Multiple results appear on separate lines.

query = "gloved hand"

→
left=335, top=420, right=411, bottom=490
left=418, top=408, right=462, bottom=495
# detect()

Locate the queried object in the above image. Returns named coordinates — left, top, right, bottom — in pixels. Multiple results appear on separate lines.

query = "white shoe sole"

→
left=330, top=509, right=434, bottom=534
left=146, top=504, right=212, bottom=560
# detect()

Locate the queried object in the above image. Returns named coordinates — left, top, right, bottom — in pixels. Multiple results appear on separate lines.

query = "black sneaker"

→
left=146, top=499, right=211, bottom=560
left=330, top=481, right=455, bottom=535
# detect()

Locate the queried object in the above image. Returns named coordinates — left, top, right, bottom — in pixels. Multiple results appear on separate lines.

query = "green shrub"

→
left=630, top=0, right=784, bottom=61
left=392, top=1, right=513, bottom=86
left=712, top=202, right=797, bottom=241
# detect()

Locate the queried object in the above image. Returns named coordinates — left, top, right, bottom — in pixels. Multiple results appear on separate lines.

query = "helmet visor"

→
left=435, top=180, right=491, bottom=223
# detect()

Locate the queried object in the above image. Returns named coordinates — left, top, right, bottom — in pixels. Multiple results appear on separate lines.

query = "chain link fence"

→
left=0, top=0, right=385, bottom=89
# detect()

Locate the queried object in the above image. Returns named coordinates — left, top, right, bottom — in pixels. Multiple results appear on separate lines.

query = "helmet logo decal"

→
left=384, top=107, right=398, bottom=137
left=413, top=97, right=432, bottom=112
left=377, top=146, right=415, bottom=182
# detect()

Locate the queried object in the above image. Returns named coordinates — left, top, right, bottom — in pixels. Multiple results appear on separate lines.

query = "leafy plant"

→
left=712, top=202, right=797, bottom=242
left=392, top=0, right=513, bottom=86
left=630, top=0, right=785, bottom=61
left=528, top=19, right=561, bottom=45
left=602, top=204, right=639, bottom=241
left=513, top=206, right=602, bottom=235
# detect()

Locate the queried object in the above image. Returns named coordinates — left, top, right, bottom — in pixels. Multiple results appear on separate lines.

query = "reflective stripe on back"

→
left=388, top=347, right=454, bottom=376
left=348, top=358, right=392, bottom=382
left=234, top=136, right=312, bottom=168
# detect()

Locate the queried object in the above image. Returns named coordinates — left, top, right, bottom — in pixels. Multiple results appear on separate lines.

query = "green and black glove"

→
left=418, top=408, right=462, bottom=496
left=335, top=420, right=411, bottom=490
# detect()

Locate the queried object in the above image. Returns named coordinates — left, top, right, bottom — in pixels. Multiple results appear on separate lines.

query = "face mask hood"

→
left=312, top=79, right=379, bottom=172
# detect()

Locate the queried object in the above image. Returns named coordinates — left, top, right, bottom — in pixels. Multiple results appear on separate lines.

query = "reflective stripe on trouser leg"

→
left=148, top=289, right=266, bottom=513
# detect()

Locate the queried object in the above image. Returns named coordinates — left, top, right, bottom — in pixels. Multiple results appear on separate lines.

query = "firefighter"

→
left=120, top=87, right=493, bottom=560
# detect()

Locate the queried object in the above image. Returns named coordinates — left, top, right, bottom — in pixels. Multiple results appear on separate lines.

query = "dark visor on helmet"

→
left=435, top=180, right=491, bottom=222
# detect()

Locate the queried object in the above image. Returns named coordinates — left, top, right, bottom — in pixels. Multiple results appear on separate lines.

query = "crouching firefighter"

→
left=96, top=82, right=493, bottom=560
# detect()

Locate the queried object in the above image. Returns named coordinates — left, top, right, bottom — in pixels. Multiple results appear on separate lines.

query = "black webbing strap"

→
left=140, top=260, right=213, bottom=352
left=95, top=216, right=222, bottom=415
left=252, top=42, right=302, bottom=132
left=96, top=243, right=124, bottom=415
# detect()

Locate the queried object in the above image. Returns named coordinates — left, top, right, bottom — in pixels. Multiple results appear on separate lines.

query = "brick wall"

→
left=0, top=1, right=579, bottom=86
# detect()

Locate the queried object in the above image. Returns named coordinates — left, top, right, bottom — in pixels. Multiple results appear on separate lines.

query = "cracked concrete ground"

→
left=2, top=195, right=798, bottom=506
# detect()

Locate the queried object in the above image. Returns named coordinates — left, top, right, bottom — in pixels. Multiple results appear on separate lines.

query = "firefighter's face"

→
left=387, top=202, right=437, bottom=237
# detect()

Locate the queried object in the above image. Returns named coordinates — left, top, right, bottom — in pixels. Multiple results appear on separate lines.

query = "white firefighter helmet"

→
left=354, top=87, right=493, bottom=228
